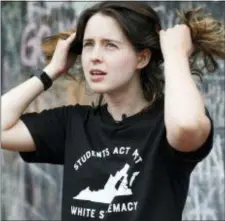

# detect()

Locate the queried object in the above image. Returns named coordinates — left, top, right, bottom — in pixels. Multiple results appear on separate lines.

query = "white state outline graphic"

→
left=73, top=163, right=139, bottom=204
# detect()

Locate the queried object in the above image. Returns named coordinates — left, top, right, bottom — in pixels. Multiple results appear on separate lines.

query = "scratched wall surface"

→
left=1, top=1, right=224, bottom=220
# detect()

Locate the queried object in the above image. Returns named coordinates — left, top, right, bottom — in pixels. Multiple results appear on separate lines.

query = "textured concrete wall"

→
left=1, top=1, right=224, bottom=220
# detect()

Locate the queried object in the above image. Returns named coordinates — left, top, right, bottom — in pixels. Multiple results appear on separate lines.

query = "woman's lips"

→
left=90, top=69, right=106, bottom=82
left=90, top=69, right=106, bottom=75
left=91, top=75, right=105, bottom=82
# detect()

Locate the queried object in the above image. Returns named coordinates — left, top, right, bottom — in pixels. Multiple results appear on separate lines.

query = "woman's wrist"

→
left=164, top=51, right=189, bottom=61
left=43, top=65, right=59, bottom=81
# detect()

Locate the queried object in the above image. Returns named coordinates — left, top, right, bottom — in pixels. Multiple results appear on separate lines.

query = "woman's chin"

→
left=89, top=82, right=127, bottom=94
left=90, top=84, right=114, bottom=94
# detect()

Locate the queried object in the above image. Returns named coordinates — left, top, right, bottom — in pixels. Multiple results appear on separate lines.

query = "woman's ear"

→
left=136, top=49, right=151, bottom=69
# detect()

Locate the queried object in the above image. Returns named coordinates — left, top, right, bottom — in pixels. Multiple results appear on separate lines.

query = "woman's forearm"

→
left=1, top=66, right=56, bottom=131
left=2, top=31, right=76, bottom=133
left=164, top=53, right=206, bottom=129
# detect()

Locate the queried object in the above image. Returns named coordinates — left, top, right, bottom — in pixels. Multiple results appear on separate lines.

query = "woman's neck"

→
left=104, top=78, right=150, bottom=121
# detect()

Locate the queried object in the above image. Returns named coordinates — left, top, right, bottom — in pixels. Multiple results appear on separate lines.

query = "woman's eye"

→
left=106, top=43, right=117, bottom=48
left=83, top=42, right=93, bottom=47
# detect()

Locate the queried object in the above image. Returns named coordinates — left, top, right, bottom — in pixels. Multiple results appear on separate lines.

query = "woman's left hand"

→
left=159, top=24, right=194, bottom=59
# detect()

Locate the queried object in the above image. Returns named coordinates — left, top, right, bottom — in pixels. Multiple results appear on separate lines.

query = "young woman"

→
left=2, top=2, right=225, bottom=221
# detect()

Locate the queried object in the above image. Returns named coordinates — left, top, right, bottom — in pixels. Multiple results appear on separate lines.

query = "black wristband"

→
left=30, top=69, right=53, bottom=91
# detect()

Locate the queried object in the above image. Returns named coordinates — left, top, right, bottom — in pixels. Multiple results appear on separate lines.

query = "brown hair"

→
left=41, top=2, right=225, bottom=106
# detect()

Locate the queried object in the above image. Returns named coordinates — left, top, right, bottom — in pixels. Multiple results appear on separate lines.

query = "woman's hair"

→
left=41, top=2, right=225, bottom=106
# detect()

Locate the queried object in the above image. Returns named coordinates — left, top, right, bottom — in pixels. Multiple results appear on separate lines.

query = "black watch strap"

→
left=30, top=69, right=53, bottom=91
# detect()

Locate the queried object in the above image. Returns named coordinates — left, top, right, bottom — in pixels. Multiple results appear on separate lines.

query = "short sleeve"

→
left=163, top=107, right=214, bottom=165
left=19, top=105, right=77, bottom=165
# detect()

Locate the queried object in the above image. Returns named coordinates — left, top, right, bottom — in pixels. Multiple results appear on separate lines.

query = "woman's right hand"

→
left=43, top=32, right=76, bottom=80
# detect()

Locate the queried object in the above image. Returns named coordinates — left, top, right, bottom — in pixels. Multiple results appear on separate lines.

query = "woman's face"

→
left=81, top=13, right=141, bottom=94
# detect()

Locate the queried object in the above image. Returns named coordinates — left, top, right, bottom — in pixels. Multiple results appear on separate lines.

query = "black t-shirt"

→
left=19, top=98, right=214, bottom=221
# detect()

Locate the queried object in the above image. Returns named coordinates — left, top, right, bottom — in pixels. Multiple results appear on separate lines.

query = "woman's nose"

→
left=91, top=46, right=103, bottom=63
